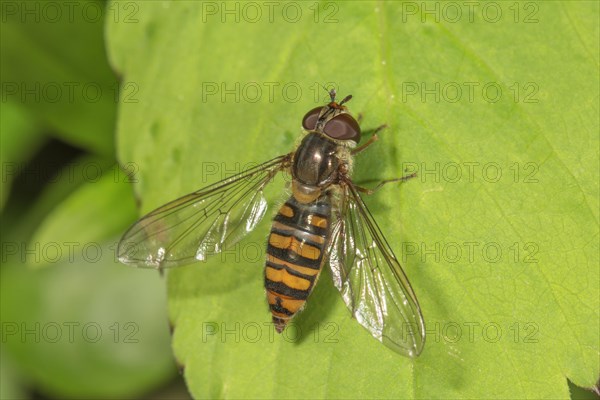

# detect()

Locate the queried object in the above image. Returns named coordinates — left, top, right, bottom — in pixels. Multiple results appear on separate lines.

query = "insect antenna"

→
left=320, top=84, right=338, bottom=103
left=339, top=94, right=353, bottom=105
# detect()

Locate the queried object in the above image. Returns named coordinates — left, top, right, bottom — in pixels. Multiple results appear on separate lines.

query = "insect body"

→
left=266, top=195, right=331, bottom=332
left=118, top=91, right=425, bottom=357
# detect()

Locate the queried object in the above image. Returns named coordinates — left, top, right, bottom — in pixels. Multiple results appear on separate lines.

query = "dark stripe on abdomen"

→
left=265, top=280, right=310, bottom=300
left=274, top=214, right=328, bottom=236
left=266, top=260, right=317, bottom=283
left=266, top=243, right=321, bottom=269
left=273, top=197, right=329, bottom=236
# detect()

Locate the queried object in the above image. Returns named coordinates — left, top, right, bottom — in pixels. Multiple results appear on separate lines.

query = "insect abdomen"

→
left=265, top=195, right=331, bottom=332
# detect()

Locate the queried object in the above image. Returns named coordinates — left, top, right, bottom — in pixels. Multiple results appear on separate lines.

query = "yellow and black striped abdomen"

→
left=265, top=195, right=331, bottom=332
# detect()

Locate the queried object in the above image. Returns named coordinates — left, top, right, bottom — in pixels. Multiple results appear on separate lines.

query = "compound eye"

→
left=323, top=113, right=361, bottom=142
left=302, top=107, right=323, bottom=130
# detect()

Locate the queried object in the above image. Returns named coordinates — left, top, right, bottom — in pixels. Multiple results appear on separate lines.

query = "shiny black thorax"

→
left=292, top=132, right=339, bottom=188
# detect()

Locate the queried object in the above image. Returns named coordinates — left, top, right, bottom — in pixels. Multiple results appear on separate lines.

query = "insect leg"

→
left=352, top=124, right=388, bottom=155
left=353, top=172, right=417, bottom=195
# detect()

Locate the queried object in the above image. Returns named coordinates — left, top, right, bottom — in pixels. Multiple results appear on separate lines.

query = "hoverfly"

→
left=118, top=90, right=425, bottom=357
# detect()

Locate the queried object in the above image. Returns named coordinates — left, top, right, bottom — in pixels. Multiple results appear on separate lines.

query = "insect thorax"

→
left=291, top=132, right=352, bottom=203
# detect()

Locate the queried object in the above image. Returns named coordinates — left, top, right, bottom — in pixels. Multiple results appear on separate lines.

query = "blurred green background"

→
left=1, top=0, right=187, bottom=398
left=1, top=1, right=599, bottom=399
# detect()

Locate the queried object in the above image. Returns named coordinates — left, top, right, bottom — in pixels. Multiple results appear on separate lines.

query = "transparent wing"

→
left=118, top=154, right=291, bottom=269
left=328, top=183, right=425, bottom=357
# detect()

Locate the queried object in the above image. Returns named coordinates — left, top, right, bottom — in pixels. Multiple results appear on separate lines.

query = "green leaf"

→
left=106, top=1, right=599, bottom=398
left=1, top=0, right=118, bottom=156
left=28, top=165, right=138, bottom=268
left=569, top=380, right=600, bottom=400
left=0, top=100, right=45, bottom=211
left=0, top=356, right=28, bottom=400
left=0, top=241, right=176, bottom=399
left=1, top=154, right=114, bottom=244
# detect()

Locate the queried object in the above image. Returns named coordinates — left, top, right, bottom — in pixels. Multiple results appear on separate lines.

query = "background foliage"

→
left=1, top=0, right=179, bottom=398
left=1, top=1, right=599, bottom=399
